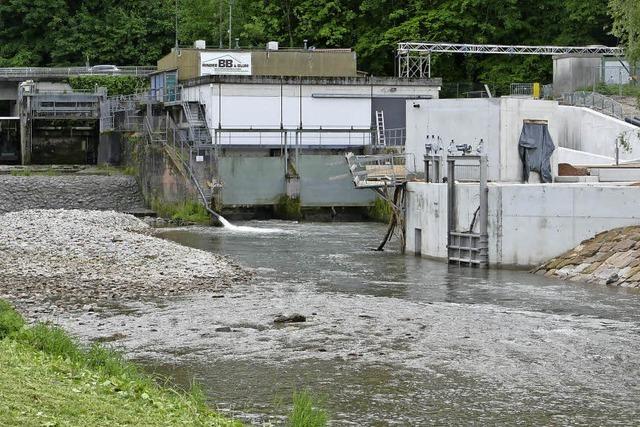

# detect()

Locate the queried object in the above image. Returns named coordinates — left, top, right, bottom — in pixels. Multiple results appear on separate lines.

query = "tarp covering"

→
left=518, top=122, right=555, bottom=183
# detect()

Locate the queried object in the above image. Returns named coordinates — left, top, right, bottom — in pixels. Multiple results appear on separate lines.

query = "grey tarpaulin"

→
left=518, top=122, right=555, bottom=183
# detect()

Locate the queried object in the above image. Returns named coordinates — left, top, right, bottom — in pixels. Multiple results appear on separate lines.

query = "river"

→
left=58, top=221, right=640, bottom=425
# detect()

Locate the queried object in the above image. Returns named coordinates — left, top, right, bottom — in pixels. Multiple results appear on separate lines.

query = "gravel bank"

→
left=0, top=175, right=146, bottom=213
left=0, top=209, right=249, bottom=311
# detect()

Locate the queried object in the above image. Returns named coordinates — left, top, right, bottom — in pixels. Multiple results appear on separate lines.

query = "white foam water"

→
left=217, top=215, right=286, bottom=234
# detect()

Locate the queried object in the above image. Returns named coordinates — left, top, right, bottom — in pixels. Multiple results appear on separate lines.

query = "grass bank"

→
left=0, top=300, right=239, bottom=426
left=0, top=300, right=329, bottom=426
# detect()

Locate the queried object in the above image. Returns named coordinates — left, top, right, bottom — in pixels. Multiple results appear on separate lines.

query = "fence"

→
left=384, top=128, right=406, bottom=147
left=0, top=66, right=156, bottom=78
left=510, top=83, right=534, bottom=96
left=561, top=91, right=624, bottom=120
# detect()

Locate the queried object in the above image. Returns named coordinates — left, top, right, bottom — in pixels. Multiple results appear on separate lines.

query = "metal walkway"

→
left=397, top=42, right=625, bottom=79
left=345, top=152, right=414, bottom=189
left=346, top=152, right=415, bottom=252
left=0, top=66, right=156, bottom=80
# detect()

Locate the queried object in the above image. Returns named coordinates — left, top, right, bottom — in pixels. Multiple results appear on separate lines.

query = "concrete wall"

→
left=405, top=98, right=639, bottom=182
left=406, top=98, right=560, bottom=182
left=406, top=181, right=640, bottom=267
left=553, top=55, right=602, bottom=96
left=0, top=175, right=146, bottom=213
left=132, top=143, right=199, bottom=207
left=557, top=106, right=640, bottom=161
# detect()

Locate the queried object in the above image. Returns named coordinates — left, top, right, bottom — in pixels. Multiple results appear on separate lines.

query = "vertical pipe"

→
left=217, top=82, right=222, bottom=129
left=447, top=159, right=456, bottom=250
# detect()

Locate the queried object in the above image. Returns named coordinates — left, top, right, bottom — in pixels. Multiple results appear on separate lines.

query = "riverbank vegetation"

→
left=150, top=198, right=211, bottom=224
left=368, top=197, right=393, bottom=223
left=0, top=300, right=239, bottom=426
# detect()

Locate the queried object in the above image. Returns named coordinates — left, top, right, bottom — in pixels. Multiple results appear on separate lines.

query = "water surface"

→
left=59, top=221, right=640, bottom=425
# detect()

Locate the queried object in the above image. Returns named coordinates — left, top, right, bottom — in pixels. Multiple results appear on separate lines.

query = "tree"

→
left=610, top=0, right=640, bottom=64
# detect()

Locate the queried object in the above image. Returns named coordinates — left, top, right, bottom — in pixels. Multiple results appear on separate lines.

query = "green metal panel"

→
left=219, top=156, right=285, bottom=206
left=299, top=155, right=375, bottom=206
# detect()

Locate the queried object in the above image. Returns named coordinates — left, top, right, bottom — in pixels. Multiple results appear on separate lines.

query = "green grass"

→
left=288, top=391, right=328, bottom=427
left=0, top=300, right=240, bottom=426
left=150, top=198, right=211, bottom=224
left=367, top=197, right=393, bottom=223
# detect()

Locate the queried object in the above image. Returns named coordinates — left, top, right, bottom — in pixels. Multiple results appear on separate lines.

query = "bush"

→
left=67, top=76, right=148, bottom=96
left=0, top=300, right=24, bottom=339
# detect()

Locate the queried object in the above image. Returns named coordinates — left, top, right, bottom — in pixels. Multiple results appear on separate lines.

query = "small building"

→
left=144, top=41, right=442, bottom=214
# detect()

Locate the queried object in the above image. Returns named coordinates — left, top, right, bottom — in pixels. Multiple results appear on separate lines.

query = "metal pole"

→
left=219, top=0, right=223, bottom=48
left=424, top=157, right=430, bottom=182
left=447, top=159, right=456, bottom=249
left=228, top=0, right=232, bottom=49
left=479, top=155, right=488, bottom=267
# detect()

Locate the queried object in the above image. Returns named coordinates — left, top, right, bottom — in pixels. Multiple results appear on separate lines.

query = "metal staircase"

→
left=181, top=101, right=211, bottom=145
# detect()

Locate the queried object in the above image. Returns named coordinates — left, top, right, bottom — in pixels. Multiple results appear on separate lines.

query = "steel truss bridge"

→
left=397, top=42, right=626, bottom=79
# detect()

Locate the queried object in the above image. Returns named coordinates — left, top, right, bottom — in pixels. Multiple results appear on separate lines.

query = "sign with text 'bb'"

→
left=200, top=52, right=252, bottom=76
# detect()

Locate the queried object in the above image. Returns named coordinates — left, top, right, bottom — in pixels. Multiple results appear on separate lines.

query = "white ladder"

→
left=375, top=110, right=386, bottom=146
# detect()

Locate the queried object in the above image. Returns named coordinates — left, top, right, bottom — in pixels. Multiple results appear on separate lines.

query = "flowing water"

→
left=58, top=221, right=640, bottom=425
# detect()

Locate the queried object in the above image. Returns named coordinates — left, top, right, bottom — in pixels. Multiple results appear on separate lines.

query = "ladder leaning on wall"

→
left=375, top=110, right=386, bottom=146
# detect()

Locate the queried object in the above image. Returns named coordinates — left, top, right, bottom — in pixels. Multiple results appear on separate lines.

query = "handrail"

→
left=0, top=66, right=156, bottom=78
left=562, top=91, right=624, bottom=120
left=165, top=116, right=221, bottom=221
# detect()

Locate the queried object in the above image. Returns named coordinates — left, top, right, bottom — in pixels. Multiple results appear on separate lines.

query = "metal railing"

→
left=346, top=152, right=416, bottom=188
left=213, top=128, right=373, bottom=147
left=562, top=91, right=624, bottom=120
left=510, top=83, right=534, bottom=96
left=384, top=128, right=406, bottom=147
left=0, top=66, right=156, bottom=78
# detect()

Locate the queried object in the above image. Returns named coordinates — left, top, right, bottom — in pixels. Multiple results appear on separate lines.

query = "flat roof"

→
left=182, top=74, right=442, bottom=87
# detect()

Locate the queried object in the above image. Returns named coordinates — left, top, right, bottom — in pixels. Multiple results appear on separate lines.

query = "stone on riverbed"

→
left=274, top=314, right=307, bottom=323
left=0, top=209, right=249, bottom=309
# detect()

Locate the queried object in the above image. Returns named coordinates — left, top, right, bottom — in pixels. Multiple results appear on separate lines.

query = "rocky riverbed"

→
left=535, top=225, right=640, bottom=287
left=0, top=209, right=249, bottom=315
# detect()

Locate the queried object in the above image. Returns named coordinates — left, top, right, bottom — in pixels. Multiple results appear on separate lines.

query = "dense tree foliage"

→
left=0, top=0, right=625, bottom=86
left=609, top=0, right=640, bottom=64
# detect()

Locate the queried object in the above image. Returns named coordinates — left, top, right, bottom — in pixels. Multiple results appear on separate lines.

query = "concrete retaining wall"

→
left=406, top=181, right=640, bottom=267
left=132, top=143, right=199, bottom=207
left=0, top=175, right=146, bottom=213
